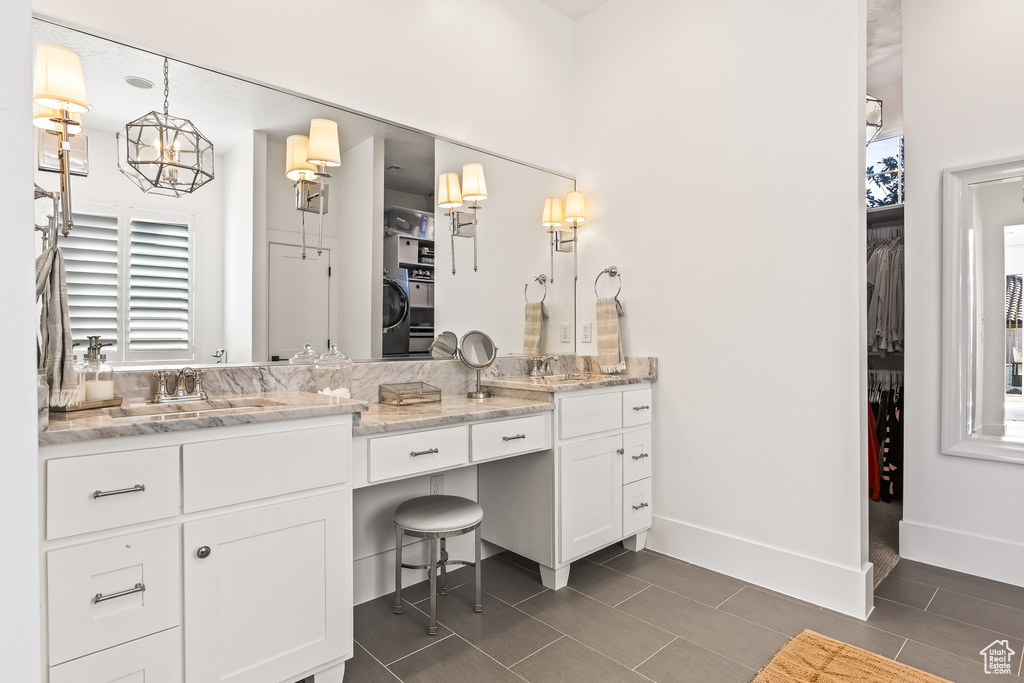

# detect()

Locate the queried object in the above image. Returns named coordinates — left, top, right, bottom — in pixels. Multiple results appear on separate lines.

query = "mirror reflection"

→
left=32, top=19, right=576, bottom=365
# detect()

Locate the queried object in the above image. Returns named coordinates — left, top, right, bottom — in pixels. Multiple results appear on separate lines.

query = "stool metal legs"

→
left=393, top=523, right=483, bottom=635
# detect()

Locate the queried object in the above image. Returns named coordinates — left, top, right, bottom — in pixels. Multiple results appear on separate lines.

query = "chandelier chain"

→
left=163, top=58, right=169, bottom=116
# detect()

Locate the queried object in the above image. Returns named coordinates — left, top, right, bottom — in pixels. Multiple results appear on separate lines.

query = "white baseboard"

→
left=648, top=515, right=873, bottom=619
left=900, top=519, right=1024, bottom=587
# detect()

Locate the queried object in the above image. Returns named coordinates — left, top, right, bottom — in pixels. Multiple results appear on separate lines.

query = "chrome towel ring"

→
left=525, top=274, right=548, bottom=303
left=594, top=266, right=622, bottom=298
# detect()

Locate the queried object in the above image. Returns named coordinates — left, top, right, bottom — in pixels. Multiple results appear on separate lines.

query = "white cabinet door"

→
left=558, top=434, right=622, bottom=563
left=183, top=491, right=352, bottom=683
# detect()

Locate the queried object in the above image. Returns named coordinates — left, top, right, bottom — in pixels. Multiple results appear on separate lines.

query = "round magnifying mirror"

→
left=459, top=330, right=497, bottom=399
left=429, top=331, right=459, bottom=360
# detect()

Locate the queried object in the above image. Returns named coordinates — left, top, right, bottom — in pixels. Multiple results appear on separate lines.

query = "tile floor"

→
left=349, top=546, right=1024, bottom=682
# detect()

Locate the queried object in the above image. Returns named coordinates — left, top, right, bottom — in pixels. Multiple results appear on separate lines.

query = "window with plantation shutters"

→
left=64, top=210, right=120, bottom=349
left=62, top=202, right=194, bottom=363
left=129, top=219, right=190, bottom=352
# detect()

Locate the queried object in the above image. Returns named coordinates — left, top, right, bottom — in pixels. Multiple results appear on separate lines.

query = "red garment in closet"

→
left=868, top=405, right=880, bottom=501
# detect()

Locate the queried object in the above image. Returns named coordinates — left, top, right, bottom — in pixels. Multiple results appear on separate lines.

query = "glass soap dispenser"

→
left=82, top=335, right=115, bottom=402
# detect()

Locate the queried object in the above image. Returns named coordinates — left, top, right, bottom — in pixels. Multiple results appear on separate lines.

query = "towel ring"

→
left=525, top=274, right=547, bottom=304
left=594, top=266, right=622, bottom=298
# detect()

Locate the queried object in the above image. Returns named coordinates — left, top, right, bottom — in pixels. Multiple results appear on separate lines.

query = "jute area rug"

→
left=752, top=630, right=951, bottom=683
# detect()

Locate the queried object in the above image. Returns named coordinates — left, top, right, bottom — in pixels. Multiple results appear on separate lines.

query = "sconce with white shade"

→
left=866, top=94, right=883, bottom=144
left=438, top=163, right=488, bottom=274
left=289, top=118, right=341, bottom=260
left=543, top=190, right=586, bottom=280
left=33, top=43, right=90, bottom=237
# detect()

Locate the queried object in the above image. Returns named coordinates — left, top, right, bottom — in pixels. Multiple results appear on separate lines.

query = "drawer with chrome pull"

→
left=367, top=425, right=469, bottom=482
left=46, top=446, right=180, bottom=540
left=622, top=478, right=652, bottom=537
left=622, top=387, right=653, bottom=427
left=46, top=526, right=180, bottom=665
left=470, top=413, right=551, bottom=462
left=622, top=427, right=652, bottom=484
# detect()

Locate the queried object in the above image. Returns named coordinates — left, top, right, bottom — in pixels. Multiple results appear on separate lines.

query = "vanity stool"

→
left=393, top=494, right=483, bottom=635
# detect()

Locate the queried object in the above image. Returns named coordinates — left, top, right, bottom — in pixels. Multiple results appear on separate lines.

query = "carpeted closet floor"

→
left=869, top=499, right=902, bottom=586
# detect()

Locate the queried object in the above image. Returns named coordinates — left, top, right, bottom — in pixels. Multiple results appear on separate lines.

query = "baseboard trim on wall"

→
left=900, top=519, right=1024, bottom=587
left=648, top=515, right=873, bottom=620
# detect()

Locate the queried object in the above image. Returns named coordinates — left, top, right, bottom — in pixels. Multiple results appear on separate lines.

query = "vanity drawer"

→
left=622, top=387, right=653, bottom=427
left=182, top=425, right=348, bottom=512
left=622, top=428, right=652, bottom=484
left=368, top=425, right=468, bottom=482
left=471, top=414, right=550, bottom=462
left=622, top=478, right=652, bottom=537
left=49, top=627, right=182, bottom=683
left=46, top=446, right=180, bottom=540
left=47, top=526, right=180, bottom=665
left=559, top=391, right=622, bottom=439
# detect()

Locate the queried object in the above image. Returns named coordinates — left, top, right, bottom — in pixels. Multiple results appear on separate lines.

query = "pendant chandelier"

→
left=866, top=94, right=883, bottom=144
left=117, top=58, right=214, bottom=197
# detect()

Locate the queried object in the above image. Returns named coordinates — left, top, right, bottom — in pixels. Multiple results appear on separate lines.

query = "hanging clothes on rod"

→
left=867, top=368, right=903, bottom=503
left=867, top=223, right=904, bottom=356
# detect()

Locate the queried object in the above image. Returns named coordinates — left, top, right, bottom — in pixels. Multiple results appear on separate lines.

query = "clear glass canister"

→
left=82, top=354, right=114, bottom=401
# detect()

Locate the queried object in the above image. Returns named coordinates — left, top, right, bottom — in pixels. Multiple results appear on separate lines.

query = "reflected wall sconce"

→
left=287, top=118, right=341, bottom=260
left=542, top=190, right=586, bottom=281
left=117, top=58, right=214, bottom=198
left=33, top=43, right=91, bottom=237
left=438, top=163, right=487, bottom=274
left=866, top=95, right=883, bottom=144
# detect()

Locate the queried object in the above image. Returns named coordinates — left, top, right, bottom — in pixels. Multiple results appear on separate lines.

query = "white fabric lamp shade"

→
left=461, top=163, right=488, bottom=201
left=33, top=44, right=90, bottom=113
left=306, top=118, right=341, bottom=166
left=285, top=135, right=318, bottom=181
left=542, top=197, right=563, bottom=228
left=564, top=191, right=587, bottom=224
left=33, top=102, right=83, bottom=134
left=437, top=172, right=463, bottom=209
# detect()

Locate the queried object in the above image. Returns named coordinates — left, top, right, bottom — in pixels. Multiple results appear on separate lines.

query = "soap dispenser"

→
left=82, top=335, right=115, bottom=402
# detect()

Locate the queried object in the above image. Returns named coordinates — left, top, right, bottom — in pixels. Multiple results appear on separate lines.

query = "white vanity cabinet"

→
left=480, top=383, right=654, bottom=590
left=39, top=415, right=355, bottom=683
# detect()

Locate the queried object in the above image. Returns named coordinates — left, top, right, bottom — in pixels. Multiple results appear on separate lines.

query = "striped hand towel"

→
left=524, top=302, right=543, bottom=355
left=597, top=297, right=625, bottom=373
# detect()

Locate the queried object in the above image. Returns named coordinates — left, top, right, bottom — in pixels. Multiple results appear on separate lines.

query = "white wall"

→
left=31, top=0, right=576, bottom=175
left=223, top=136, right=256, bottom=362
left=903, top=0, right=1024, bottom=584
left=574, top=0, right=871, bottom=617
left=1, top=0, right=42, bottom=679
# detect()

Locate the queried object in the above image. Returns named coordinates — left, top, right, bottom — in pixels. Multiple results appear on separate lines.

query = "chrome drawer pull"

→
left=94, top=582, right=146, bottom=604
left=632, top=405, right=651, bottom=411
left=410, top=448, right=439, bottom=457
left=502, top=434, right=527, bottom=441
left=632, top=452, right=650, bottom=460
left=93, top=484, right=146, bottom=499
left=632, top=502, right=649, bottom=511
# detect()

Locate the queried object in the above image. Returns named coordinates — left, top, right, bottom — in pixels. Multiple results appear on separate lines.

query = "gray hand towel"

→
left=36, top=246, right=79, bottom=407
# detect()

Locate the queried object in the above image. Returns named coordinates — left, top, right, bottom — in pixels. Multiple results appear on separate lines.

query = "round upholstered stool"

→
left=393, top=494, right=483, bottom=635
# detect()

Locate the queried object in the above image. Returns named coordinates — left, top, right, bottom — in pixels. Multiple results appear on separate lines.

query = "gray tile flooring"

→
left=350, top=549, right=1024, bottom=682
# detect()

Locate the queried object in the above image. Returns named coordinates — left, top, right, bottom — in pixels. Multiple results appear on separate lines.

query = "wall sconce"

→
left=291, top=118, right=341, bottom=260
left=33, top=43, right=90, bottom=237
left=117, top=58, right=214, bottom=198
left=543, top=191, right=586, bottom=280
left=866, top=94, right=883, bottom=144
left=438, top=163, right=487, bottom=274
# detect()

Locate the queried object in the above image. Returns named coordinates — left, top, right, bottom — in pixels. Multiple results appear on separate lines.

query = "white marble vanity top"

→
left=354, top=395, right=554, bottom=436
left=481, top=372, right=655, bottom=394
left=40, top=391, right=368, bottom=446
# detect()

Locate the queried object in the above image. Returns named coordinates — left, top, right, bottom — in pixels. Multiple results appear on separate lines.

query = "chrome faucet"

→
left=153, top=367, right=208, bottom=403
left=527, top=355, right=560, bottom=377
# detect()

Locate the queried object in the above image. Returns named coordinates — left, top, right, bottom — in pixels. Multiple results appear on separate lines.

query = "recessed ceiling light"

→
left=124, top=76, right=154, bottom=89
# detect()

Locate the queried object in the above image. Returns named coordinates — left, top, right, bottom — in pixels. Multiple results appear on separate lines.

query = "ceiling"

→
left=538, top=0, right=611, bottom=20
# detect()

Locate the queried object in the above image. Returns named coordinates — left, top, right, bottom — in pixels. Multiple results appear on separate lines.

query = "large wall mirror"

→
left=942, top=155, right=1024, bottom=462
left=32, top=19, right=576, bottom=365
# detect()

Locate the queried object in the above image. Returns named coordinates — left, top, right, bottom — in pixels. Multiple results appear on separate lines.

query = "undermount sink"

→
left=105, top=397, right=287, bottom=420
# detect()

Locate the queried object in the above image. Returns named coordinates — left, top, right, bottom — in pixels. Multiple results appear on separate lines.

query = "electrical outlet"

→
left=560, top=323, right=570, bottom=343
left=430, top=474, right=443, bottom=495
left=582, top=322, right=593, bottom=343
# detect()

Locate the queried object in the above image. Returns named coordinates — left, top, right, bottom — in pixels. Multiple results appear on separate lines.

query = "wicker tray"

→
left=379, top=382, right=441, bottom=406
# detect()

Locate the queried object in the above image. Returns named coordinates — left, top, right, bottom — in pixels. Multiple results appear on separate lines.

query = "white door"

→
left=559, top=434, right=623, bottom=562
left=268, top=242, right=330, bottom=360
left=183, top=491, right=352, bottom=683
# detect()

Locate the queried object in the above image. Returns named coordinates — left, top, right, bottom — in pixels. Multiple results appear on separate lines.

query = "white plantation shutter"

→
left=129, top=219, right=191, bottom=352
left=64, top=211, right=119, bottom=349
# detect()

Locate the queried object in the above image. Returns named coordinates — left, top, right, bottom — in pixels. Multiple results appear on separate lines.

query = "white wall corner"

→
left=649, top=515, right=874, bottom=619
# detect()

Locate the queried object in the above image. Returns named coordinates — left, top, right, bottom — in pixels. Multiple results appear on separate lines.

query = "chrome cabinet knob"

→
left=196, top=546, right=211, bottom=559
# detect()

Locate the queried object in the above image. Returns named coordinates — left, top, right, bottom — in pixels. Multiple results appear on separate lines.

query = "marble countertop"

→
left=354, top=395, right=554, bottom=436
left=480, top=373, right=655, bottom=394
left=40, top=391, right=368, bottom=446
